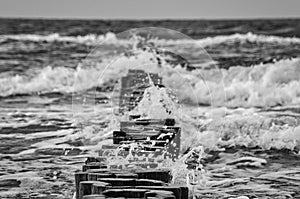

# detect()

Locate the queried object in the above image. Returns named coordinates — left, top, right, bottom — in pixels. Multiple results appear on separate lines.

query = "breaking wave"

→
left=188, top=113, right=300, bottom=152
left=193, top=58, right=300, bottom=107
left=1, top=32, right=300, bottom=47
left=0, top=48, right=299, bottom=109
left=197, top=32, right=300, bottom=46
left=0, top=66, right=101, bottom=96
left=0, top=32, right=119, bottom=45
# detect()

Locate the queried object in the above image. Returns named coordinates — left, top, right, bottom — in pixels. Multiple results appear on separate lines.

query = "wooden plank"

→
left=97, top=178, right=136, bottom=186
left=144, top=190, right=175, bottom=199
left=82, top=195, right=105, bottom=199
left=135, top=169, right=172, bottom=183
left=102, top=188, right=148, bottom=198
left=91, top=182, right=111, bottom=195
left=135, top=179, right=165, bottom=186
left=88, top=173, right=114, bottom=181
left=114, top=173, right=138, bottom=179
left=136, top=186, right=181, bottom=199
left=75, top=172, right=88, bottom=199
left=79, top=181, right=98, bottom=199
left=82, top=163, right=107, bottom=172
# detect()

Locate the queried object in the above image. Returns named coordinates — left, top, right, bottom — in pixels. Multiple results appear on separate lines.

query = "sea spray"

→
left=100, top=141, right=208, bottom=187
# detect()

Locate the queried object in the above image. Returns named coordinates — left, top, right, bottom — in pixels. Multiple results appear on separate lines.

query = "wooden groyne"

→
left=74, top=70, right=189, bottom=199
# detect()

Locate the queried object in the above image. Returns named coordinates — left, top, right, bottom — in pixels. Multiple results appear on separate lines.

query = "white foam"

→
left=196, top=32, right=300, bottom=47
left=187, top=113, right=300, bottom=151
left=1, top=32, right=299, bottom=47
left=0, top=32, right=120, bottom=45
left=129, top=85, right=179, bottom=119
left=1, top=47, right=300, bottom=109
left=0, top=65, right=102, bottom=96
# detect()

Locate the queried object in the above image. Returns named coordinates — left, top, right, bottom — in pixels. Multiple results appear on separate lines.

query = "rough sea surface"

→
left=0, top=18, right=300, bottom=199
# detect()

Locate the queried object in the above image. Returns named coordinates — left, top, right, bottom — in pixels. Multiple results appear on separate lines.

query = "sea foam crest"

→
left=0, top=32, right=120, bottom=45
left=0, top=48, right=300, bottom=109
left=1, top=32, right=300, bottom=47
left=196, top=32, right=300, bottom=46
left=187, top=114, right=300, bottom=152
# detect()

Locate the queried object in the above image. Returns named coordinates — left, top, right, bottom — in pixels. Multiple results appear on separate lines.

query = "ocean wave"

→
left=1, top=32, right=300, bottom=47
left=71, top=102, right=300, bottom=153
left=0, top=66, right=101, bottom=97
left=196, top=32, right=300, bottom=46
left=195, top=58, right=300, bottom=107
left=0, top=32, right=120, bottom=45
left=0, top=48, right=300, bottom=109
left=186, top=114, right=300, bottom=152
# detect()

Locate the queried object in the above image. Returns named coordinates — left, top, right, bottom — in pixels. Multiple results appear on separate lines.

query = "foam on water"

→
left=1, top=32, right=300, bottom=46
left=187, top=112, right=300, bottom=152
left=191, top=58, right=300, bottom=107
left=0, top=32, right=119, bottom=45
left=1, top=28, right=300, bottom=198
left=0, top=65, right=101, bottom=96
left=1, top=47, right=299, bottom=109
left=1, top=31, right=299, bottom=162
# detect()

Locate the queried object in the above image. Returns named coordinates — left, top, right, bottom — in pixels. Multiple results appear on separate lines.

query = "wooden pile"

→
left=75, top=164, right=189, bottom=199
left=112, top=118, right=181, bottom=160
left=74, top=70, right=189, bottom=198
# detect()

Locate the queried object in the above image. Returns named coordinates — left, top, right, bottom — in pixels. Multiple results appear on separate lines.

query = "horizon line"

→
left=1, top=16, right=300, bottom=21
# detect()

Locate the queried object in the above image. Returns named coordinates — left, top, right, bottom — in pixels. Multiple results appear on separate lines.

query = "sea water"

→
left=0, top=19, right=300, bottom=199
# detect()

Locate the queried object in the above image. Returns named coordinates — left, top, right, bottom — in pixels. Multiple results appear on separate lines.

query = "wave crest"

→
left=0, top=32, right=119, bottom=45
left=1, top=32, right=299, bottom=47
left=0, top=47, right=300, bottom=109
left=188, top=114, right=300, bottom=152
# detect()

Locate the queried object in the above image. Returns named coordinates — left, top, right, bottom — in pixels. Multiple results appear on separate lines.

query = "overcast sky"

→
left=0, top=0, right=299, bottom=19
